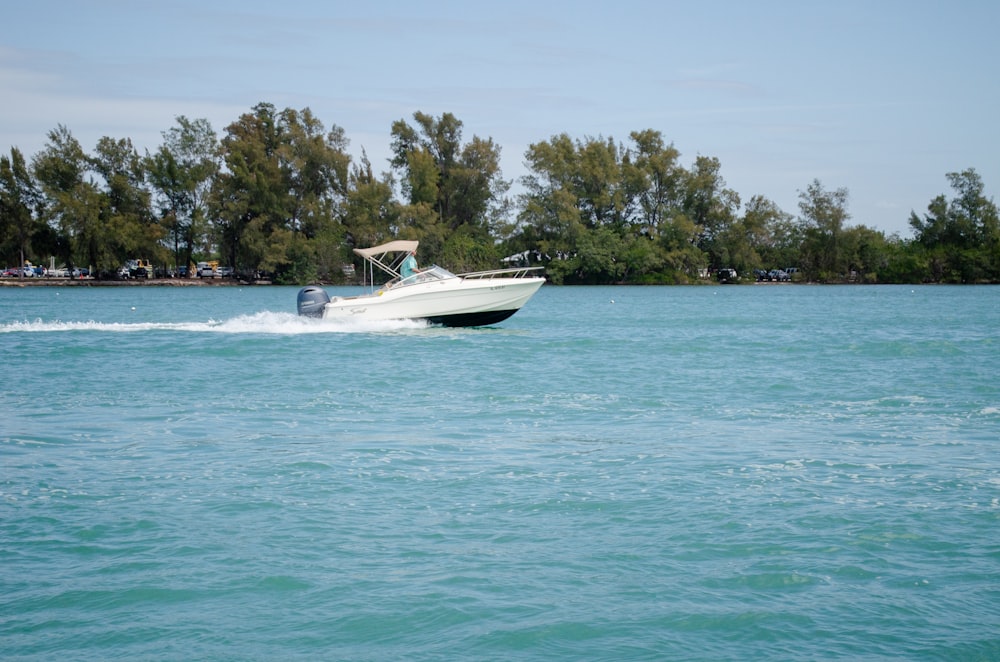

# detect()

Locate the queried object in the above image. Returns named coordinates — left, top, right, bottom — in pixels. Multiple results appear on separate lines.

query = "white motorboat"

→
left=297, top=240, right=544, bottom=326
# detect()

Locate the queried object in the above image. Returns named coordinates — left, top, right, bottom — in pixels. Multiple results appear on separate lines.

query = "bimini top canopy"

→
left=353, top=240, right=418, bottom=260
left=352, top=240, right=420, bottom=285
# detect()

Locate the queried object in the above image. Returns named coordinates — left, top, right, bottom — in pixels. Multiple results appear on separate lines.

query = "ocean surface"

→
left=2, top=283, right=998, bottom=660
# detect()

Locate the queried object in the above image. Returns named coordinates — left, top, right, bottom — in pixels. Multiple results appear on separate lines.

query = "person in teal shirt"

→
left=400, top=250, right=420, bottom=279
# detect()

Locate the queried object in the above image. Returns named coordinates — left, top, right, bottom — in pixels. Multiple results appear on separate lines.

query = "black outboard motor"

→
left=297, top=286, right=331, bottom=318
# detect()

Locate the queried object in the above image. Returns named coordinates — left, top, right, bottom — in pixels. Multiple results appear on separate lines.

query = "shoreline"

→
left=0, top=278, right=272, bottom=287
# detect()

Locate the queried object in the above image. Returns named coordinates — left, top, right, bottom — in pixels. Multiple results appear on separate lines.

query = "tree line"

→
left=2, top=102, right=998, bottom=284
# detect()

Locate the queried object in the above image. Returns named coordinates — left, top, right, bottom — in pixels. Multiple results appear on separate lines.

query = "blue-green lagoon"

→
left=2, top=284, right=998, bottom=660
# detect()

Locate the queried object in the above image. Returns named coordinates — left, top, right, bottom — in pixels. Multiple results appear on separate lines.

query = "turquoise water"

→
left=2, top=284, right=998, bottom=660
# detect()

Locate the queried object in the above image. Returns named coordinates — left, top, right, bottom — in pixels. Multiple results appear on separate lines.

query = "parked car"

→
left=768, top=269, right=790, bottom=282
left=717, top=268, right=739, bottom=283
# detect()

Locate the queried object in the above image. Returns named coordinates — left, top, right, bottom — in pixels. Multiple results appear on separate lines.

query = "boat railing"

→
left=459, top=266, right=545, bottom=280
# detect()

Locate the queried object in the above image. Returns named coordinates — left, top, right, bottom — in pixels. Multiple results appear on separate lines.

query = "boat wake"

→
left=0, top=311, right=431, bottom=335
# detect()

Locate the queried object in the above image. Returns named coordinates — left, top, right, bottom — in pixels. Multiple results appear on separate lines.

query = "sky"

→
left=3, top=0, right=998, bottom=237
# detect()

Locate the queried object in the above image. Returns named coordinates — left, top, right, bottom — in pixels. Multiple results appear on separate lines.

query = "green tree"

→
left=909, top=168, right=999, bottom=282
left=685, top=156, right=741, bottom=270
left=398, top=202, right=447, bottom=259
left=576, top=136, right=631, bottom=229
left=658, top=212, right=705, bottom=282
left=146, top=116, right=219, bottom=272
left=624, top=129, right=684, bottom=237
left=31, top=125, right=109, bottom=273
left=279, top=108, right=350, bottom=235
left=390, top=112, right=509, bottom=263
left=520, top=133, right=634, bottom=233
left=517, top=138, right=585, bottom=268
left=518, top=130, right=730, bottom=283
left=0, top=147, right=41, bottom=272
left=623, top=131, right=700, bottom=281
left=618, top=233, right=664, bottom=283
left=518, top=134, right=622, bottom=282
left=840, top=225, right=890, bottom=283
left=211, top=103, right=350, bottom=282
left=277, top=107, right=351, bottom=282
left=90, top=136, right=160, bottom=269
left=440, top=224, right=500, bottom=273
left=401, top=147, right=439, bottom=207
left=344, top=150, right=398, bottom=249
left=575, top=225, right=627, bottom=283
left=879, top=235, right=930, bottom=283
left=452, top=135, right=512, bottom=241
left=735, top=194, right=794, bottom=274
left=213, top=102, right=291, bottom=275
left=798, top=179, right=850, bottom=281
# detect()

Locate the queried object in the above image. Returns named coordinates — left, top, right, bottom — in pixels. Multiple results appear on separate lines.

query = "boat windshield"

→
left=389, top=265, right=457, bottom=288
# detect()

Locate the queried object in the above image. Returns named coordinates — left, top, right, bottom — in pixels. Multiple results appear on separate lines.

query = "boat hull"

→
left=424, top=308, right=520, bottom=327
left=320, top=276, right=544, bottom=327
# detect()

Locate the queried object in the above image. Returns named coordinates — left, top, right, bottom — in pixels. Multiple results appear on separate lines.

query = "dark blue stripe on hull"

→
left=425, top=309, right=519, bottom=327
